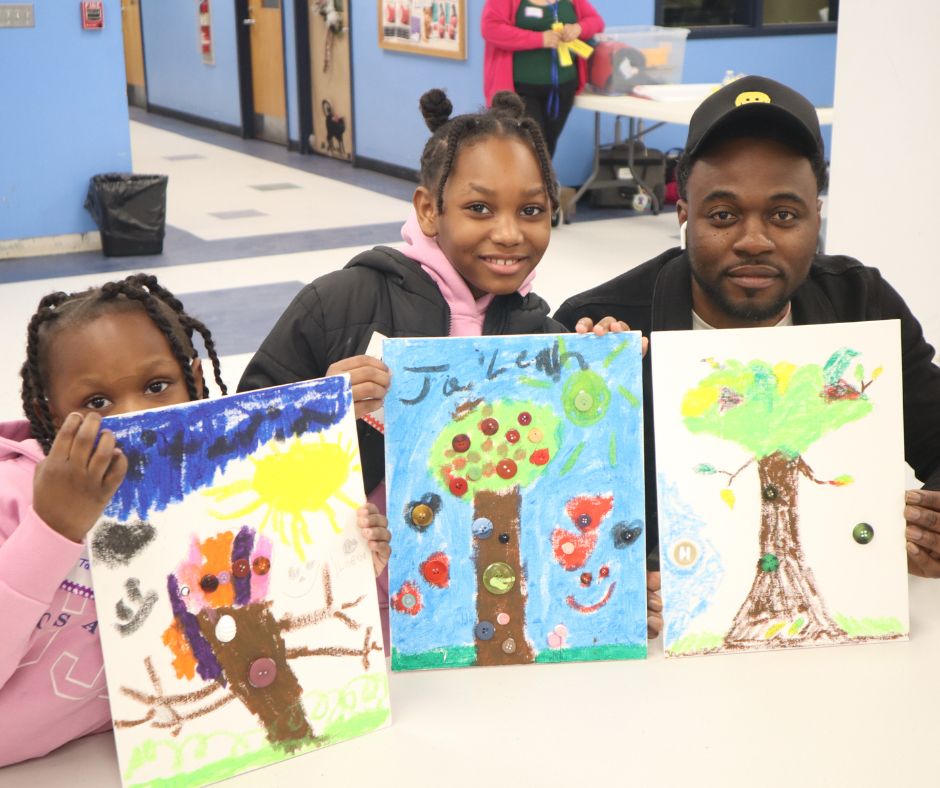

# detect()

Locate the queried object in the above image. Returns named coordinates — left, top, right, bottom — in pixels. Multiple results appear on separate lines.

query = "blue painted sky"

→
left=385, top=334, right=647, bottom=659
left=103, top=377, right=351, bottom=519
left=657, top=478, right=725, bottom=650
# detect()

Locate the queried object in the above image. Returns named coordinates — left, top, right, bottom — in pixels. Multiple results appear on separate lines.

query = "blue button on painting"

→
left=472, top=517, right=494, bottom=539
left=475, top=621, right=495, bottom=640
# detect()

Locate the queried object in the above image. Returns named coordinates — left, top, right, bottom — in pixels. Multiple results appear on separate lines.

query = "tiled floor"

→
left=0, top=110, right=681, bottom=422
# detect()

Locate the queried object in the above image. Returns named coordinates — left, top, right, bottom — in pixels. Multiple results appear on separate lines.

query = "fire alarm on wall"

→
left=81, top=1, right=104, bottom=29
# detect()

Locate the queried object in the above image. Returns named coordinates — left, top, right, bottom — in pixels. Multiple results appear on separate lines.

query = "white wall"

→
left=826, top=2, right=940, bottom=350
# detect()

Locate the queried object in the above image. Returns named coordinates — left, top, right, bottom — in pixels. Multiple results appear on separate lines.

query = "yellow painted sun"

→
left=206, top=436, right=361, bottom=560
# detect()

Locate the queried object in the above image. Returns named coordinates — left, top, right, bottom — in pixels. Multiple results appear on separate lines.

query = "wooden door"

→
left=121, top=0, right=146, bottom=107
left=246, top=0, right=287, bottom=144
left=309, top=1, right=353, bottom=160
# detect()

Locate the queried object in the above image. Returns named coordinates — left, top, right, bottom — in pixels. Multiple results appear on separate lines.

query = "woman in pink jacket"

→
left=482, top=0, right=604, bottom=157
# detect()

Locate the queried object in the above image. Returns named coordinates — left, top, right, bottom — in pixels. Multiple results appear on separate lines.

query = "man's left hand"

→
left=574, top=316, right=649, bottom=357
left=906, top=489, right=940, bottom=577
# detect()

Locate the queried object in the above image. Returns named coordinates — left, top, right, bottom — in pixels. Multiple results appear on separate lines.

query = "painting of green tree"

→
left=653, top=322, right=909, bottom=657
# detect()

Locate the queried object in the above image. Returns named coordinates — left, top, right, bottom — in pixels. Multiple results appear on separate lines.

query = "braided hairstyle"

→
left=417, top=88, right=560, bottom=215
left=20, top=273, right=227, bottom=453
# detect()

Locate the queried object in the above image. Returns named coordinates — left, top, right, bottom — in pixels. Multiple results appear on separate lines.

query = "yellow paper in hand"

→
left=568, top=38, right=593, bottom=59
left=551, top=22, right=574, bottom=67
left=552, top=21, right=592, bottom=64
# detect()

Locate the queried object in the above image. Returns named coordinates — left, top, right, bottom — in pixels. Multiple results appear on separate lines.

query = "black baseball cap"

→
left=685, top=75, right=824, bottom=160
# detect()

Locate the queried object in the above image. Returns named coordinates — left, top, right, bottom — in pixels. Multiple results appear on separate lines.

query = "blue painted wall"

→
left=0, top=0, right=131, bottom=241
left=141, top=0, right=242, bottom=128
left=352, top=0, right=836, bottom=186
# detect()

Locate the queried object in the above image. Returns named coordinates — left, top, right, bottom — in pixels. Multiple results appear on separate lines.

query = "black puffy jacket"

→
left=238, top=246, right=565, bottom=493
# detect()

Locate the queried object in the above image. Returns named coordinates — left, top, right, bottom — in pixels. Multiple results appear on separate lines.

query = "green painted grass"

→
left=127, top=706, right=390, bottom=788
left=392, top=643, right=646, bottom=670
left=834, top=614, right=907, bottom=637
left=535, top=643, right=646, bottom=663
left=391, top=645, right=478, bottom=671
left=666, top=631, right=725, bottom=656
left=125, top=673, right=389, bottom=787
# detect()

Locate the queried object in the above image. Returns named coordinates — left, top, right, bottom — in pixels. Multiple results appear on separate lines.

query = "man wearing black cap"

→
left=556, top=75, right=940, bottom=583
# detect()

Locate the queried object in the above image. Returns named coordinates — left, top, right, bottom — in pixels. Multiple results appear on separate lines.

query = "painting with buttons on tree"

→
left=384, top=334, right=648, bottom=670
left=652, top=320, right=910, bottom=658
left=86, top=377, right=390, bottom=788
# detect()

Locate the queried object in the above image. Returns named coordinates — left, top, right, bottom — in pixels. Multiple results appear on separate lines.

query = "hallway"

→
left=0, top=109, right=680, bottom=419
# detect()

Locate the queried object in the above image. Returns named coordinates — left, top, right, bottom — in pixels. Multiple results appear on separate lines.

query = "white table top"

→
left=2, top=575, right=937, bottom=787
left=575, top=90, right=834, bottom=127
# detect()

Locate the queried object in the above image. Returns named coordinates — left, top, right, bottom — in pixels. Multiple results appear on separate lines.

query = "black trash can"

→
left=84, top=173, right=168, bottom=257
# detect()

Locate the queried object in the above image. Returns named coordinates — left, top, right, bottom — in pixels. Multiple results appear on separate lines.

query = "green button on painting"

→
left=482, top=562, right=516, bottom=595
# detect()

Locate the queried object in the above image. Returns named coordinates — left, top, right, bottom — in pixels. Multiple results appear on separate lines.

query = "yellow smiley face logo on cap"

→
left=735, top=91, right=772, bottom=106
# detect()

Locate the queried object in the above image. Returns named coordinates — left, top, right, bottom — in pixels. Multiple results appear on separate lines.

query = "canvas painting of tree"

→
left=88, top=378, right=390, bottom=787
left=384, top=334, right=648, bottom=670
left=652, top=320, right=909, bottom=658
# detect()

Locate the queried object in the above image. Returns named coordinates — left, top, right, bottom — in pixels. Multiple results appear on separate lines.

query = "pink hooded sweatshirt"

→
left=0, top=420, right=110, bottom=766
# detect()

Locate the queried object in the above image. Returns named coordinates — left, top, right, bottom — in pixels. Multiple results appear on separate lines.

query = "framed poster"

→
left=378, top=0, right=466, bottom=60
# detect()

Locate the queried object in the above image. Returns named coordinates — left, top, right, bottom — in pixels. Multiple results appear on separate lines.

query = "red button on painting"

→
left=248, top=657, right=277, bottom=689
left=480, top=418, right=499, bottom=435
left=452, top=434, right=471, bottom=453
left=505, top=429, right=520, bottom=444
left=252, top=556, right=271, bottom=575
left=232, top=559, right=250, bottom=578
left=496, top=459, right=517, bottom=479
left=518, top=411, right=532, bottom=426
left=449, top=477, right=468, bottom=496
left=530, top=448, right=550, bottom=466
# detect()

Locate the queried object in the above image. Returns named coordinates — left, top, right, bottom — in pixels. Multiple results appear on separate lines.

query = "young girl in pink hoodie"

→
left=238, top=89, right=566, bottom=644
left=0, top=273, right=391, bottom=766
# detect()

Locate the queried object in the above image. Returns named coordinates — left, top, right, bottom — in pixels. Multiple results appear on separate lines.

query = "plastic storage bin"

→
left=588, top=25, right=690, bottom=95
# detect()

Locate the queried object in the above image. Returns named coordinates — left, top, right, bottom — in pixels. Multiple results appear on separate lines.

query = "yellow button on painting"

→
left=482, top=562, right=516, bottom=595
left=411, top=504, right=434, bottom=527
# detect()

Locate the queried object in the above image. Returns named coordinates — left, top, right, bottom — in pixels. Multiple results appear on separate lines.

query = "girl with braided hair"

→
left=239, top=88, right=568, bottom=646
left=1, top=272, right=394, bottom=766
left=0, top=273, right=229, bottom=765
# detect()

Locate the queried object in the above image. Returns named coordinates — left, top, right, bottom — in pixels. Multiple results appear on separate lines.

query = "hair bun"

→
left=419, top=89, right=453, bottom=133
left=490, top=91, right=525, bottom=119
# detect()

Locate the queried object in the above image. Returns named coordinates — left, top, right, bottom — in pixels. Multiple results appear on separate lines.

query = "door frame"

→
left=236, top=0, right=293, bottom=144
left=293, top=0, right=357, bottom=158
left=129, top=0, right=149, bottom=108
left=235, top=0, right=255, bottom=138
left=293, top=0, right=313, bottom=153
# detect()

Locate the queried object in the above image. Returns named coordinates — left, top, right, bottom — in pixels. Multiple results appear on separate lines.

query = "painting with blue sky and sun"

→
left=87, top=377, right=389, bottom=788
left=384, top=334, right=648, bottom=670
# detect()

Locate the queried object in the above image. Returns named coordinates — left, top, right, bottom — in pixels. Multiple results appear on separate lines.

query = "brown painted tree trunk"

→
left=473, top=487, right=535, bottom=665
left=724, top=451, right=847, bottom=648
left=197, top=602, right=314, bottom=749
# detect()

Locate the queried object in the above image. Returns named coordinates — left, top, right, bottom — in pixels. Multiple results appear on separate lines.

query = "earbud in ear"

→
left=679, top=221, right=688, bottom=250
